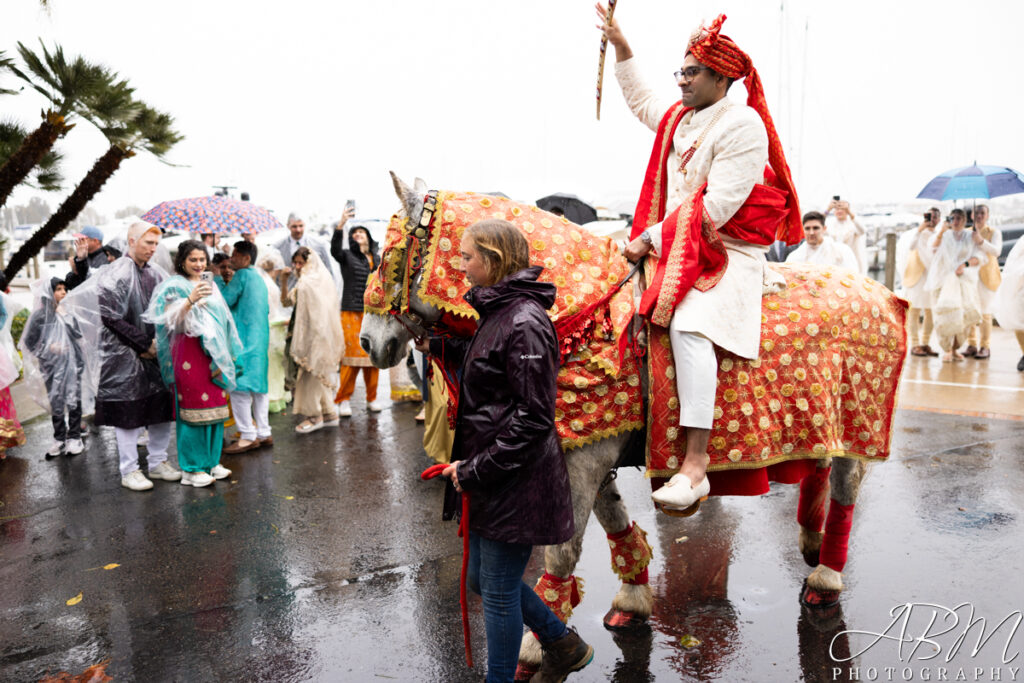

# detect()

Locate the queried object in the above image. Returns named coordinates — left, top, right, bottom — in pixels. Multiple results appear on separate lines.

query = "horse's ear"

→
left=413, top=177, right=428, bottom=194
left=391, top=172, right=423, bottom=220
left=389, top=170, right=422, bottom=219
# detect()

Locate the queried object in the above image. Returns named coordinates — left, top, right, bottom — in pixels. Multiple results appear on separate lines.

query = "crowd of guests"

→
left=780, top=201, right=1020, bottom=367
left=898, top=205, right=1007, bottom=363
left=4, top=208, right=424, bottom=486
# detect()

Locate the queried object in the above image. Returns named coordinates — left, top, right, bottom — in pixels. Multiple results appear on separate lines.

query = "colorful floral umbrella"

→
left=141, top=196, right=282, bottom=235
left=916, top=164, right=1024, bottom=201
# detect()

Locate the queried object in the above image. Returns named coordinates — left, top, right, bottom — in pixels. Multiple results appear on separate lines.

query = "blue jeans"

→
left=468, top=533, right=568, bottom=683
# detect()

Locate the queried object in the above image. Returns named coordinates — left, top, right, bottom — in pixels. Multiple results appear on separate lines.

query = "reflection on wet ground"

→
left=2, top=394, right=1023, bottom=681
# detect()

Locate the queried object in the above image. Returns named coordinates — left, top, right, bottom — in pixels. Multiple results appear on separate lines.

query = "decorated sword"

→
left=596, top=0, right=618, bottom=120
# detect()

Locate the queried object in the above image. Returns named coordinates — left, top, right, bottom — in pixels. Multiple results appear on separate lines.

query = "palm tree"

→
left=2, top=103, right=183, bottom=282
left=0, top=41, right=137, bottom=209
left=0, top=120, right=64, bottom=192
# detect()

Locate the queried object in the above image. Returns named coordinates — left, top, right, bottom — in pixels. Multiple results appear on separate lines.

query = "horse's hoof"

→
left=800, top=579, right=841, bottom=609
left=514, top=660, right=538, bottom=681
left=603, top=608, right=648, bottom=631
left=655, top=498, right=705, bottom=517
left=801, top=548, right=820, bottom=568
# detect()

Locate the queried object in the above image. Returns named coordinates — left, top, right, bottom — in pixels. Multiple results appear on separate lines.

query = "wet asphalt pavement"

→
left=2, top=395, right=1023, bottom=682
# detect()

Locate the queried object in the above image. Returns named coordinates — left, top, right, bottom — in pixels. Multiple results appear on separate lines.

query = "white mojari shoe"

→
left=337, top=400, right=353, bottom=418
left=367, top=400, right=385, bottom=413
left=651, top=472, right=711, bottom=511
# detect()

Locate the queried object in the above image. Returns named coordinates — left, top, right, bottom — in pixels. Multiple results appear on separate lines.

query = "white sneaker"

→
left=181, top=471, right=215, bottom=487
left=210, top=464, right=232, bottom=480
left=337, top=400, right=353, bottom=417
left=148, top=461, right=182, bottom=481
left=45, top=439, right=64, bottom=458
left=65, top=438, right=84, bottom=455
left=121, top=469, right=154, bottom=491
left=367, top=400, right=386, bottom=413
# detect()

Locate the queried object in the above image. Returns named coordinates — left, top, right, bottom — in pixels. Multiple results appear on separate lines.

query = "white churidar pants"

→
left=116, top=422, right=173, bottom=477
left=669, top=329, right=717, bottom=430
left=229, top=391, right=271, bottom=441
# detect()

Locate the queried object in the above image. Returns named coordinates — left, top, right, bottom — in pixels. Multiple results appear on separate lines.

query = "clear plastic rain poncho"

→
left=143, top=274, right=243, bottom=392
left=0, top=292, right=25, bottom=391
left=94, top=256, right=170, bottom=406
left=18, top=278, right=102, bottom=415
left=994, top=238, right=1024, bottom=331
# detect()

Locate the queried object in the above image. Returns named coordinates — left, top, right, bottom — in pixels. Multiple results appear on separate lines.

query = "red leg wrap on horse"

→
left=625, top=567, right=649, bottom=585
left=797, top=466, right=831, bottom=532
left=818, top=499, right=855, bottom=573
left=606, top=521, right=653, bottom=584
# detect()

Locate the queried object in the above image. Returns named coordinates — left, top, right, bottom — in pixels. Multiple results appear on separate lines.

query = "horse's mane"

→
left=365, top=190, right=636, bottom=376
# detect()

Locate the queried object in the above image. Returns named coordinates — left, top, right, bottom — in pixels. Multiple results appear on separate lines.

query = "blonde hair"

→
left=464, top=219, right=530, bottom=285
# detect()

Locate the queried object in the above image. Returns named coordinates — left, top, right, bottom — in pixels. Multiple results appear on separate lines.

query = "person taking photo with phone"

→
left=904, top=207, right=941, bottom=357
left=825, top=197, right=868, bottom=274
left=145, top=240, right=242, bottom=486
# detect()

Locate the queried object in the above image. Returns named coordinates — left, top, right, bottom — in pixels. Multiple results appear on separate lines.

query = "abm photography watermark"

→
left=831, top=602, right=1022, bottom=681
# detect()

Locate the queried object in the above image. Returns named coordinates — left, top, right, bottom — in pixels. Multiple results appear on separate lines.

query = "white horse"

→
left=360, top=173, right=900, bottom=678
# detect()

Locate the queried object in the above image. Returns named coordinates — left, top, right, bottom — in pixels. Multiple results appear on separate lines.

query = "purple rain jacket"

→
left=431, top=266, right=575, bottom=546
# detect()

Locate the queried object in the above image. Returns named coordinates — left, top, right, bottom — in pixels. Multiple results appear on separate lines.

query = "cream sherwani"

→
left=785, top=236, right=859, bottom=272
left=615, top=58, right=770, bottom=360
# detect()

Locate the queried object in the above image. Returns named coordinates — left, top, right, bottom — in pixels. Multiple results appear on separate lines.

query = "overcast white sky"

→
left=3, top=0, right=1023, bottom=226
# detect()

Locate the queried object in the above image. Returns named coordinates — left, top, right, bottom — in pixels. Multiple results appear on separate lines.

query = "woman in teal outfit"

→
left=146, top=240, right=242, bottom=487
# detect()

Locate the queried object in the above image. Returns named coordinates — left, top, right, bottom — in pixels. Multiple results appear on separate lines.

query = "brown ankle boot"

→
left=530, top=628, right=594, bottom=682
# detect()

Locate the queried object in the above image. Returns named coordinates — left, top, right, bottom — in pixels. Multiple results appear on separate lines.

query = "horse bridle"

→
left=383, top=190, right=439, bottom=344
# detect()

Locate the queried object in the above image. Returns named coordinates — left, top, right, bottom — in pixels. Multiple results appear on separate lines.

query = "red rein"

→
left=421, top=463, right=473, bottom=668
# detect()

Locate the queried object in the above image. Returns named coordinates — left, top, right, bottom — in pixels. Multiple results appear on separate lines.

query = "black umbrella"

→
left=536, top=193, right=598, bottom=225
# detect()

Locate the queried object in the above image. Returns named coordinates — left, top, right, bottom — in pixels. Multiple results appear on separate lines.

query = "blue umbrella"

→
left=916, top=164, right=1024, bottom=201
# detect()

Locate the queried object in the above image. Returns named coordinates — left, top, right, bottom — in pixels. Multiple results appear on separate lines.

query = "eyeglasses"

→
left=674, top=66, right=710, bottom=82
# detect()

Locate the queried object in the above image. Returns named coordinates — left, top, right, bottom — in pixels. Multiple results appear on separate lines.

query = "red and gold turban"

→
left=687, top=15, right=802, bottom=244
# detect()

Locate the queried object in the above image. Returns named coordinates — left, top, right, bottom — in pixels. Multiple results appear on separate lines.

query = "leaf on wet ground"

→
left=271, top=523, right=279, bottom=534
left=38, top=659, right=112, bottom=682
left=209, top=530, right=217, bottom=534
left=272, top=494, right=295, bottom=500
left=675, top=536, right=688, bottom=543
left=679, top=634, right=701, bottom=648
left=84, top=563, right=120, bottom=572
left=66, top=592, right=83, bottom=606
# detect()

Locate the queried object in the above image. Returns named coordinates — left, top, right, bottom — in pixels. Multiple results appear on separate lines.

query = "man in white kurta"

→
left=786, top=211, right=859, bottom=271
left=601, top=7, right=793, bottom=510
left=898, top=208, right=940, bottom=357
left=925, top=209, right=982, bottom=361
left=963, top=205, right=1002, bottom=359
left=993, top=237, right=1024, bottom=371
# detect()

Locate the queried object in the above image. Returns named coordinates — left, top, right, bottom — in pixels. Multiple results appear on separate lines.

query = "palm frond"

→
left=0, top=51, right=18, bottom=96
left=0, top=118, right=64, bottom=191
left=109, top=102, right=184, bottom=163
left=13, top=41, right=125, bottom=119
